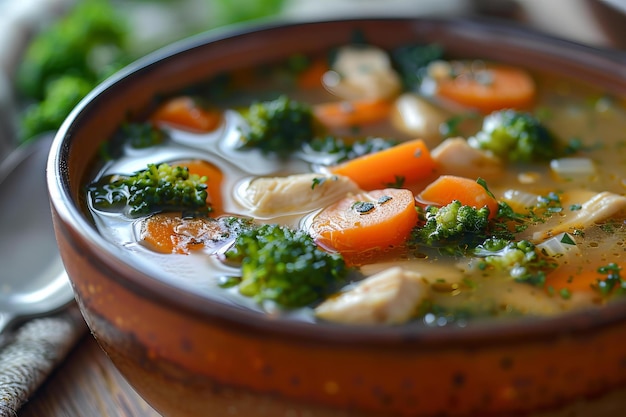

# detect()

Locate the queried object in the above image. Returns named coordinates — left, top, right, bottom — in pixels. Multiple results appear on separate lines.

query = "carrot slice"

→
left=140, top=213, right=222, bottom=254
left=311, top=188, right=418, bottom=262
left=436, top=65, right=536, bottom=114
left=418, top=175, right=499, bottom=218
left=330, top=138, right=436, bottom=190
left=545, top=262, right=623, bottom=295
left=298, top=57, right=328, bottom=89
left=313, top=98, right=392, bottom=129
left=151, top=96, right=222, bottom=132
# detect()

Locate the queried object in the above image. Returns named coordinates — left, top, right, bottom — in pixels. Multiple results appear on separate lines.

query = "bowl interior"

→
left=48, top=16, right=626, bottom=346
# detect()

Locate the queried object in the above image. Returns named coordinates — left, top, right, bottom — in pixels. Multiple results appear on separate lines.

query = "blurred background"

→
left=1, top=0, right=625, bottom=160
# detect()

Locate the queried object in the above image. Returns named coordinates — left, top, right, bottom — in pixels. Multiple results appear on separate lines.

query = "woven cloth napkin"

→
left=0, top=305, right=86, bottom=417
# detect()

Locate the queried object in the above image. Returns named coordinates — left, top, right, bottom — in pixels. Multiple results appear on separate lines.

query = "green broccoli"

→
left=391, top=43, right=445, bottom=91
left=411, top=200, right=491, bottom=255
left=304, top=135, right=400, bottom=164
left=473, top=238, right=552, bottom=286
left=224, top=224, right=348, bottom=308
left=121, top=122, right=168, bottom=149
left=239, top=95, right=316, bottom=157
left=19, top=75, right=94, bottom=142
left=17, top=0, right=129, bottom=101
left=468, top=109, right=560, bottom=162
left=88, top=163, right=210, bottom=217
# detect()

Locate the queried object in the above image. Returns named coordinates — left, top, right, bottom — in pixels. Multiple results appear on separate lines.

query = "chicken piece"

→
left=391, top=93, right=451, bottom=147
left=431, top=137, right=503, bottom=179
left=315, top=267, right=429, bottom=325
left=524, top=191, right=626, bottom=242
left=322, top=45, right=402, bottom=101
left=236, top=173, right=360, bottom=216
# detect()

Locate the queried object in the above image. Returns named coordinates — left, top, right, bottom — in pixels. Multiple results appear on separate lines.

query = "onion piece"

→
left=550, top=157, right=596, bottom=180
left=536, top=232, right=580, bottom=258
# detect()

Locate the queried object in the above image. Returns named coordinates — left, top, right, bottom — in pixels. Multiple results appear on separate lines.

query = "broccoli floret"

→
left=473, top=238, right=550, bottom=286
left=239, top=95, right=316, bottom=157
left=20, top=75, right=94, bottom=142
left=17, top=0, right=128, bottom=100
left=391, top=43, right=445, bottom=91
left=468, top=109, right=559, bottom=162
left=224, top=224, right=348, bottom=308
left=88, top=163, right=210, bottom=217
left=304, top=135, right=400, bottom=164
left=411, top=200, right=491, bottom=254
left=121, top=122, right=168, bottom=149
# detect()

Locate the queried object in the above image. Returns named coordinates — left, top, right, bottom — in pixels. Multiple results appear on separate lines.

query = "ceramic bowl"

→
left=47, top=17, right=626, bottom=417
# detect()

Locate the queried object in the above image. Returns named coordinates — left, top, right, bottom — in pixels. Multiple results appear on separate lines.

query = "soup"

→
left=85, top=38, right=626, bottom=327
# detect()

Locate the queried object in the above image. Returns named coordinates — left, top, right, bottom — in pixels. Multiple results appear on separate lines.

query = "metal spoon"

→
left=0, top=133, right=75, bottom=336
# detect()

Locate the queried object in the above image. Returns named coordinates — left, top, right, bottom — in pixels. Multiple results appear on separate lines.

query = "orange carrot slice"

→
left=313, top=98, right=392, bottom=129
left=298, top=57, right=328, bottom=89
left=311, top=188, right=418, bottom=261
left=418, top=175, right=499, bottom=218
left=331, top=138, right=436, bottom=190
left=151, top=96, right=222, bottom=132
left=545, top=263, right=622, bottom=295
left=140, top=213, right=222, bottom=254
left=436, top=65, right=536, bottom=114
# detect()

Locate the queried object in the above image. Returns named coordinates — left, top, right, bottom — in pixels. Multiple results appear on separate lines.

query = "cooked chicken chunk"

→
left=431, top=137, right=503, bottom=179
left=391, top=93, right=451, bottom=147
left=523, top=191, right=626, bottom=242
left=236, top=173, right=360, bottom=216
left=315, top=267, right=429, bottom=325
left=322, top=45, right=402, bottom=100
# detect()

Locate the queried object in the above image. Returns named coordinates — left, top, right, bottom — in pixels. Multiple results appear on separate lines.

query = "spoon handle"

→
left=0, top=312, right=16, bottom=345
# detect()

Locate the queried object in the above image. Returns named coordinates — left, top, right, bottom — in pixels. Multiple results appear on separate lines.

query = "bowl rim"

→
left=48, top=15, right=626, bottom=348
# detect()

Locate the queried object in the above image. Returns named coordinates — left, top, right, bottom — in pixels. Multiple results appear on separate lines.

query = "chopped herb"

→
left=462, top=277, right=478, bottom=289
left=560, top=233, right=576, bottom=245
left=594, top=263, right=624, bottom=296
left=559, top=288, right=572, bottom=300
left=305, top=135, right=399, bottom=164
left=564, top=137, right=584, bottom=155
left=352, top=201, right=375, bottom=214
left=600, top=221, right=617, bottom=233
left=385, top=175, right=405, bottom=188
left=311, top=175, right=337, bottom=189
left=477, top=177, right=496, bottom=199
left=569, top=204, right=582, bottom=211
left=537, top=192, right=561, bottom=209
left=377, top=195, right=393, bottom=205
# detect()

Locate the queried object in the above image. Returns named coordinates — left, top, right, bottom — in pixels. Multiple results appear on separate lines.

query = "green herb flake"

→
left=385, top=175, right=405, bottom=188
left=560, top=233, right=576, bottom=246
left=462, top=277, right=478, bottom=289
left=377, top=195, right=393, bottom=205
left=311, top=177, right=325, bottom=189
left=352, top=201, right=375, bottom=214
left=594, top=263, right=624, bottom=296
left=559, top=288, right=572, bottom=300
left=569, top=204, right=582, bottom=211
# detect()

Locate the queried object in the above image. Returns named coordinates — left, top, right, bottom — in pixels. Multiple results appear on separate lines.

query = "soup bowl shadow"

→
left=47, top=17, right=626, bottom=417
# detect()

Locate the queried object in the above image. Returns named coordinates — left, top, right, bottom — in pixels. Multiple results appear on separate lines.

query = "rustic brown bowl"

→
left=47, top=17, right=626, bottom=417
